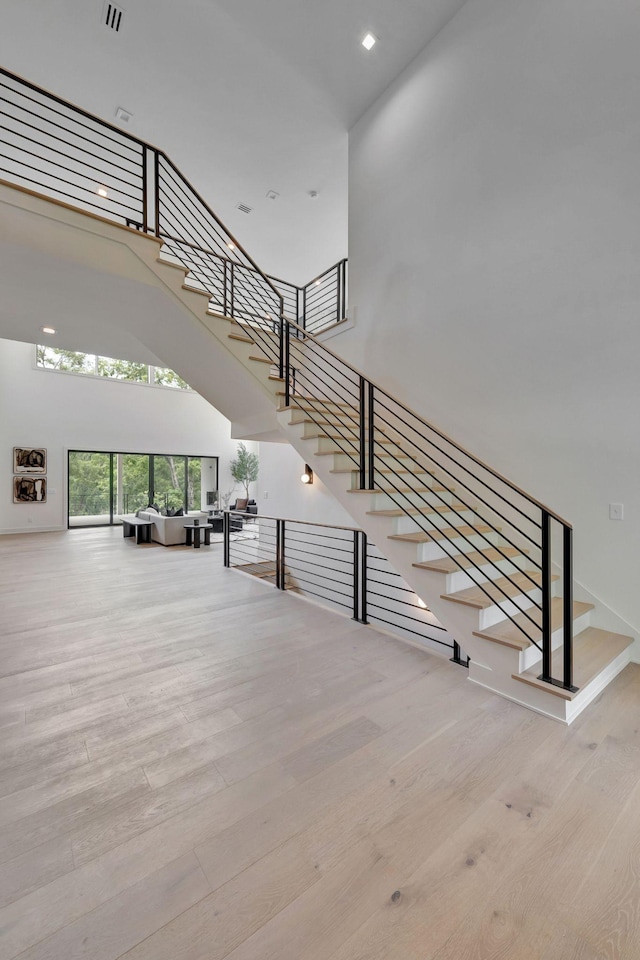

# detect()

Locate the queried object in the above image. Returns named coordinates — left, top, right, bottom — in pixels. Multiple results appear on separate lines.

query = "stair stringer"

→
left=276, top=408, right=633, bottom=724
left=0, top=180, right=283, bottom=437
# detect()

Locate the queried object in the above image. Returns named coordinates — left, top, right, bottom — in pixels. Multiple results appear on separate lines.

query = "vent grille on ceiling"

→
left=236, top=203, right=253, bottom=215
left=103, top=2, right=124, bottom=31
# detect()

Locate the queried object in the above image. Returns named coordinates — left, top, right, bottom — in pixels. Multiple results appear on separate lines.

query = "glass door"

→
left=119, top=453, right=151, bottom=515
left=151, top=455, right=186, bottom=512
left=68, top=451, right=113, bottom=526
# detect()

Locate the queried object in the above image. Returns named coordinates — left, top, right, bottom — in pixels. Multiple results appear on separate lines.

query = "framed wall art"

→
left=13, top=476, right=47, bottom=503
left=13, top=447, right=47, bottom=474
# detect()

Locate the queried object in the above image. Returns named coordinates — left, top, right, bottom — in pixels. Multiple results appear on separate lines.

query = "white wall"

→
left=0, top=339, right=257, bottom=533
left=344, top=0, right=640, bottom=631
left=258, top=441, right=353, bottom=527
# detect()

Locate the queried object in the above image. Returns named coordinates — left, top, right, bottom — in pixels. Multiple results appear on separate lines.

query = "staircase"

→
left=0, top=65, right=636, bottom=724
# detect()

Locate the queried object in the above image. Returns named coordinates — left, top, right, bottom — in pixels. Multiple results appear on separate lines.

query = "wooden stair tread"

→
left=472, top=598, right=594, bottom=650
left=370, top=502, right=468, bottom=518
left=389, top=524, right=493, bottom=545
left=228, top=333, right=255, bottom=344
left=441, top=571, right=558, bottom=609
left=301, top=433, right=394, bottom=444
left=414, top=545, right=523, bottom=574
left=249, top=354, right=275, bottom=364
left=182, top=284, right=211, bottom=299
left=512, top=627, right=634, bottom=699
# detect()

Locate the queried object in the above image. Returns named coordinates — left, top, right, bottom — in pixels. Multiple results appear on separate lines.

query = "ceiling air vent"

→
left=103, top=2, right=124, bottom=32
left=236, top=202, right=253, bottom=215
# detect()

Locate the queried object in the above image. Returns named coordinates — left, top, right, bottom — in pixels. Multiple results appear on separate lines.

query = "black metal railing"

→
left=277, top=326, right=576, bottom=692
left=0, top=66, right=346, bottom=337
left=0, top=65, right=574, bottom=692
left=224, top=511, right=456, bottom=656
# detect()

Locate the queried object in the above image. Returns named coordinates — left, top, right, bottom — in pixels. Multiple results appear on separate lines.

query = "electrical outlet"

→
left=609, top=503, right=624, bottom=521
left=263, top=490, right=269, bottom=499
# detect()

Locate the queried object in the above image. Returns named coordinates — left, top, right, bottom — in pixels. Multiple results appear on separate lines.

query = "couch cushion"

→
left=235, top=498, right=249, bottom=510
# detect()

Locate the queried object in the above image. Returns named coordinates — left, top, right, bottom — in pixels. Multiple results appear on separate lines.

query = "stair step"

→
left=228, top=333, right=255, bottom=344
left=370, top=502, right=468, bottom=518
left=268, top=374, right=285, bottom=382
left=441, top=571, right=557, bottom=609
left=330, top=466, right=435, bottom=476
left=347, top=485, right=449, bottom=495
left=302, top=432, right=393, bottom=444
left=414, top=545, right=523, bottom=574
left=249, top=354, right=275, bottom=365
left=473, top=598, right=594, bottom=650
left=182, top=284, right=211, bottom=299
left=512, top=627, right=634, bottom=699
left=389, top=524, right=494, bottom=545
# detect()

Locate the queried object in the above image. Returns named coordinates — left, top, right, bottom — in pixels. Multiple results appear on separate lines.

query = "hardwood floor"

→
left=0, top=526, right=639, bottom=959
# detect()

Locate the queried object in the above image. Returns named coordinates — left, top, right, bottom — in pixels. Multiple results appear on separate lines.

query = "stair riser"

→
left=446, top=558, right=533, bottom=593
left=516, top=607, right=594, bottom=672
left=315, top=438, right=405, bottom=456
left=417, top=530, right=503, bottom=562
left=350, top=471, right=441, bottom=490
left=394, top=511, right=477, bottom=535
left=372, top=489, right=458, bottom=510
left=477, top=587, right=551, bottom=630
left=333, top=452, right=418, bottom=471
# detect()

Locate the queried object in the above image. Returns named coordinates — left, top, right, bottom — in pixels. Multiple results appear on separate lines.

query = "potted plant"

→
left=230, top=443, right=259, bottom=500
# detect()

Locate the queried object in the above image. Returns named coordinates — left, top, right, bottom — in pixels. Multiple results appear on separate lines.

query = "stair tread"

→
left=182, top=284, right=211, bottom=299
left=414, top=545, right=523, bottom=574
left=389, top=524, right=493, bottom=545
left=441, top=571, right=558, bottom=609
left=370, top=502, right=468, bottom=518
left=249, top=354, right=275, bottom=364
left=228, top=333, right=255, bottom=344
left=302, top=433, right=393, bottom=444
left=473, top=598, right=594, bottom=650
left=512, top=626, right=634, bottom=699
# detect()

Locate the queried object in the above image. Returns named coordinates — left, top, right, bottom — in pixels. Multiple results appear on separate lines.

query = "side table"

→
left=183, top=522, right=212, bottom=548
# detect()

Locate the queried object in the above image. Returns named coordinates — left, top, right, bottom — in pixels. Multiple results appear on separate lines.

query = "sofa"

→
left=121, top=510, right=208, bottom=546
left=230, top=499, right=258, bottom=518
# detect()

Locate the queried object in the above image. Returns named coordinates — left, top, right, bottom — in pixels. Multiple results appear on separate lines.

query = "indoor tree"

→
left=229, top=442, right=259, bottom=499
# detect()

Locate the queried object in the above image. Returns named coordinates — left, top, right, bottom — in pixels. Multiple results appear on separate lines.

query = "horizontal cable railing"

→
left=0, top=66, right=346, bottom=338
left=280, top=322, right=575, bottom=692
left=224, top=511, right=456, bottom=657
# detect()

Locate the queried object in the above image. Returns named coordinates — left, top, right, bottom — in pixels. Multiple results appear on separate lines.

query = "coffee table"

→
left=183, top=522, right=213, bottom=548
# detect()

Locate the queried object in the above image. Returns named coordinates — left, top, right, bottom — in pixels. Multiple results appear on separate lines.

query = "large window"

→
left=37, top=346, right=190, bottom=390
left=67, top=451, right=218, bottom=527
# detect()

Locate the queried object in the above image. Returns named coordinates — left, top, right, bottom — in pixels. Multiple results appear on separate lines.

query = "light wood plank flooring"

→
left=0, top=526, right=639, bottom=959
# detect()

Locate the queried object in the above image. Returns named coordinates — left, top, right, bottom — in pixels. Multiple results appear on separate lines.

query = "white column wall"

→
left=342, top=0, right=640, bottom=632
left=0, top=339, right=257, bottom=533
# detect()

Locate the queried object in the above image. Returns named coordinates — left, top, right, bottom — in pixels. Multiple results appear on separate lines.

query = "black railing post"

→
left=223, top=261, right=228, bottom=316
left=352, top=531, right=360, bottom=621
left=360, top=531, right=368, bottom=624
left=358, top=376, right=366, bottom=490
left=153, top=151, right=160, bottom=237
left=229, top=262, right=235, bottom=319
left=283, top=317, right=291, bottom=406
left=223, top=510, right=230, bottom=567
left=450, top=641, right=470, bottom=667
left=539, top=510, right=552, bottom=683
left=275, top=519, right=286, bottom=590
left=563, top=524, right=576, bottom=691
left=302, top=287, right=307, bottom=332
left=142, top=145, right=148, bottom=233
left=367, top=381, right=375, bottom=490
left=336, top=263, right=341, bottom=326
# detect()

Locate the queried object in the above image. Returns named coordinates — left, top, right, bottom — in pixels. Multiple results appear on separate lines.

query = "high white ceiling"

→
left=0, top=0, right=467, bottom=283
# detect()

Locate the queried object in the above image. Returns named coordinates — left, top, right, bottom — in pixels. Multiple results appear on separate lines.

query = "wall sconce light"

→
left=300, top=464, right=313, bottom=485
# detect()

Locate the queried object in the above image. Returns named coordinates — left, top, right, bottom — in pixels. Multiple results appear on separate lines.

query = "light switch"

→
left=609, top=503, right=624, bottom=521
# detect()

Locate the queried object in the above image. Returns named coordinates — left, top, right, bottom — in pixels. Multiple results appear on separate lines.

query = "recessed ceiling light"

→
left=362, top=33, right=376, bottom=51
left=41, top=326, right=56, bottom=335
left=308, top=190, right=318, bottom=200
left=97, top=186, right=108, bottom=198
